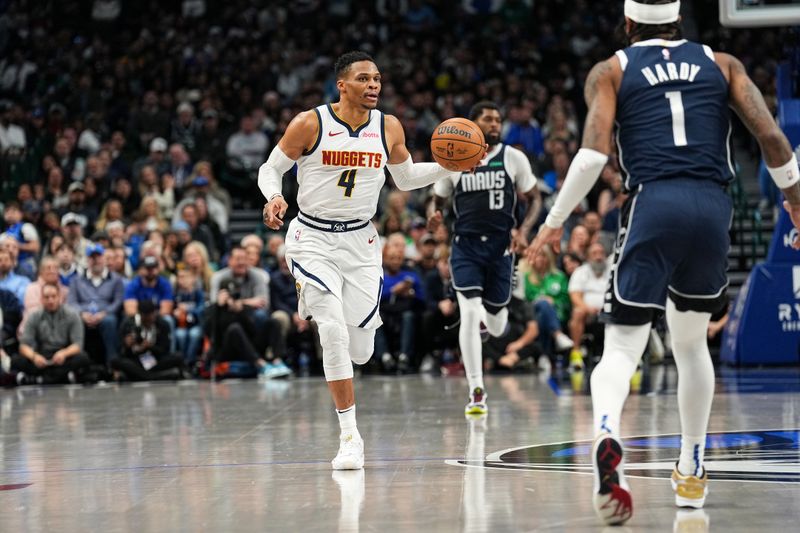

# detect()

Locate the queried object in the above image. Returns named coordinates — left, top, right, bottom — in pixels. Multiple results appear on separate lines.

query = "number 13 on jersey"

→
left=338, top=169, right=357, bottom=197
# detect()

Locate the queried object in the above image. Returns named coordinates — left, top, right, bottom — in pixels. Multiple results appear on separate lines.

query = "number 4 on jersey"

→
left=338, top=169, right=357, bottom=197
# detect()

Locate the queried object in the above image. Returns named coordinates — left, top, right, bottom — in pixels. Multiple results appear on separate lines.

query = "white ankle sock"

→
left=667, top=299, right=714, bottom=478
left=590, top=323, right=650, bottom=437
left=336, top=405, right=359, bottom=439
left=457, top=292, right=485, bottom=392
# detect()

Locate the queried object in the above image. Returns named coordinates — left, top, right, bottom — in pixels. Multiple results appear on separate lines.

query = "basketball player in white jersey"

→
left=258, top=51, right=472, bottom=470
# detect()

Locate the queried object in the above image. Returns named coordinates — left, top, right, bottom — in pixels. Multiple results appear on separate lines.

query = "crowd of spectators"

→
left=0, top=1, right=789, bottom=384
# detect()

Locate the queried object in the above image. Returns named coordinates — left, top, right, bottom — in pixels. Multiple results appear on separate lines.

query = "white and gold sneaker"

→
left=331, top=434, right=364, bottom=470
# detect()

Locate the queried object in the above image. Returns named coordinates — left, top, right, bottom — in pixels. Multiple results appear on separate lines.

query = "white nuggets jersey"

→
left=296, top=104, right=389, bottom=221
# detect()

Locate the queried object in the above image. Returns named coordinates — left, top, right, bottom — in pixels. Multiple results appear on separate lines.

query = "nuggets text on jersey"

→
left=321, top=150, right=383, bottom=168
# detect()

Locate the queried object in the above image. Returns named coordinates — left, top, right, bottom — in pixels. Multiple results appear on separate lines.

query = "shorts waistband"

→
left=297, top=211, right=370, bottom=233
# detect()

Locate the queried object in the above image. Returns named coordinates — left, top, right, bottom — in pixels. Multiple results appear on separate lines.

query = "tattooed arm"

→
left=525, top=57, right=621, bottom=258
left=721, top=52, right=800, bottom=206
left=581, top=58, right=620, bottom=154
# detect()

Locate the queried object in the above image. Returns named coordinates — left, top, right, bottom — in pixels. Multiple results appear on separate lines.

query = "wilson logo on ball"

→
left=437, top=125, right=473, bottom=138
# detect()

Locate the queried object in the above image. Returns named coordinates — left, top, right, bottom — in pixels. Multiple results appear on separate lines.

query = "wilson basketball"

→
left=430, top=118, right=486, bottom=172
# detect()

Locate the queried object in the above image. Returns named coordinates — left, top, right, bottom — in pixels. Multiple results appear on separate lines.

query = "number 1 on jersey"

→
left=664, top=91, right=687, bottom=147
left=338, top=169, right=357, bottom=197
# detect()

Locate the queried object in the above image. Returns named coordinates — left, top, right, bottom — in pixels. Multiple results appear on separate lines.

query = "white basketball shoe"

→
left=332, top=433, right=365, bottom=470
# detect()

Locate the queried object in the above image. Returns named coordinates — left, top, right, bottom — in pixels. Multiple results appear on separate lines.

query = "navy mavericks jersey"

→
left=452, top=145, right=517, bottom=237
left=615, top=39, right=734, bottom=190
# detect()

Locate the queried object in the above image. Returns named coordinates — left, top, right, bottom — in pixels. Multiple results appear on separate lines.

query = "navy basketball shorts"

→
left=603, top=178, right=732, bottom=326
left=449, top=233, right=514, bottom=310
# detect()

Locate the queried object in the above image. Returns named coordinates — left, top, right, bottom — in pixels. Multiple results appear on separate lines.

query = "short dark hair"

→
left=469, top=101, right=501, bottom=121
left=138, top=299, right=157, bottom=315
left=334, top=51, right=376, bottom=80
left=4, top=200, right=21, bottom=211
left=620, top=0, right=682, bottom=45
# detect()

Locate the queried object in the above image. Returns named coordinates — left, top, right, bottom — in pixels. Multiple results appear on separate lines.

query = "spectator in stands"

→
left=485, top=296, right=540, bottom=371
left=96, top=199, right=125, bottom=232
left=2, top=201, right=40, bottom=276
left=194, top=108, right=226, bottom=168
left=62, top=212, right=92, bottom=268
left=375, top=246, right=425, bottom=373
left=111, top=177, right=141, bottom=218
left=564, top=224, right=590, bottom=261
left=269, top=245, right=318, bottom=372
left=140, top=195, right=169, bottom=233
left=128, top=91, right=170, bottom=153
left=177, top=203, right=217, bottom=262
left=68, top=243, right=126, bottom=365
left=105, top=245, right=131, bottom=278
left=20, top=255, right=68, bottom=335
left=56, top=242, right=81, bottom=286
left=0, top=235, right=36, bottom=280
left=567, top=242, right=610, bottom=369
left=0, top=247, right=29, bottom=306
left=182, top=241, right=214, bottom=291
left=112, top=299, right=183, bottom=381
left=504, top=103, right=545, bottom=159
left=60, top=182, right=98, bottom=231
left=171, top=102, right=201, bottom=153
left=132, top=136, right=169, bottom=183
left=166, top=143, right=194, bottom=190
left=173, top=267, right=205, bottom=366
left=415, top=233, right=438, bottom=278
left=172, top=174, right=229, bottom=234
left=241, top=234, right=266, bottom=269
left=226, top=114, right=269, bottom=172
left=521, top=246, right=573, bottom=359
left=208, top=246, right=289, bottom=378
left=420, top=246, right=458, bottom=372
left=124, top=255, right=174, bottom=323
left=138, top=164, right=176, bottom=219
left=14, top=282, right=91, bottom=384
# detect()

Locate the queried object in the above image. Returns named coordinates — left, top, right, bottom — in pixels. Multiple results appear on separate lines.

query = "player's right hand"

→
left=784, top=201, right=800, bottom=250
left=525, top=223, right=563, bottom=263
left=263, top=196, right=289, bottom=230
left=427, top=210, right=443, bottom=233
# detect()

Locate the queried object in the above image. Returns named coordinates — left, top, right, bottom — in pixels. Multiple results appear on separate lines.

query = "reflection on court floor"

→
left=0, top=366, right=798, bottom=532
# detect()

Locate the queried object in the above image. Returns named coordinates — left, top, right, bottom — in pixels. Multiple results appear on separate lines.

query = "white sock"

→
left=590, top=323, right=650, bottom=437
left=336, top=405, right=360, bottom=440
left=667, top=299, right=714, bottom=477
left=457, top=292, right=484, bottom=392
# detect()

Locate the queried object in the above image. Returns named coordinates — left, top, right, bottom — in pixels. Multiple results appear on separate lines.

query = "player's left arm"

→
left=509, top=148, right=543, bottom=249
left=384, top=114, right=461, bottom=191
left=526, top=57, right=620, bottom=260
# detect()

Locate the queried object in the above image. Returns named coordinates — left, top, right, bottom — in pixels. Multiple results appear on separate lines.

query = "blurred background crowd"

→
left=0, top=0, right=790, bottom=384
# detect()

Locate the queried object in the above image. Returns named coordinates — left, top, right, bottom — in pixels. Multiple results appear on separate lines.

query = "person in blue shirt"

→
left=0, top=248, right=30, bottom=307
left=124, top=255, right=175, bottom=349
left=374, top=245, right=425, bottom=373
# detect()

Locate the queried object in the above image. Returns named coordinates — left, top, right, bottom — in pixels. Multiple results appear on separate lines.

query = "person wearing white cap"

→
left=528, top=0, right=800, bottom=525
left=61, top=212, right=92, bottom=269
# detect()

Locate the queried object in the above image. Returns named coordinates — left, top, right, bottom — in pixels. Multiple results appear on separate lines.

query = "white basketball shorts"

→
left=283, top=216, right=383, bottom=330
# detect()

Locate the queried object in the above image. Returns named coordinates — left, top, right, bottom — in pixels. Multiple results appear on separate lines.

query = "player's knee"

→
left=318, top=320, right=352, bottom=381
left=484, top=307, right=508, bottom=337
left=348, top=326, right=375, bottom=365
left=456, top=293, right=483, bottom=323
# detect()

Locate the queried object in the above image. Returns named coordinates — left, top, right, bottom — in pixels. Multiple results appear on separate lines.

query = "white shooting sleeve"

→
left=257, top=146, right=296, bottom=201
left=386, top=157, right=460, bottom=191
left=544, top=148, right=609, bottom=228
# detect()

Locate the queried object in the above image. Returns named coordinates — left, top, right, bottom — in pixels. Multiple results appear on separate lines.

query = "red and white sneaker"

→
left=592, top=433, right=633, bottom=525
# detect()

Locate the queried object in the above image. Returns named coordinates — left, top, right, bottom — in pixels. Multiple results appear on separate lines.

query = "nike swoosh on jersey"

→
left=368, top=235, right=376, bottom=244
left=328, top=131, right=344, bottom=137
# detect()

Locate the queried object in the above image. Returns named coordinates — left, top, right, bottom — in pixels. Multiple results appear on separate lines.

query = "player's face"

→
left=475, top=109, right=502, bottom=146
left=339, top=61, right=381, bottom=110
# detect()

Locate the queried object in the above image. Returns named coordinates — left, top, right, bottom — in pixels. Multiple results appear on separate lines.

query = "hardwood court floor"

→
left=0, top=366, right=798, bottom=532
